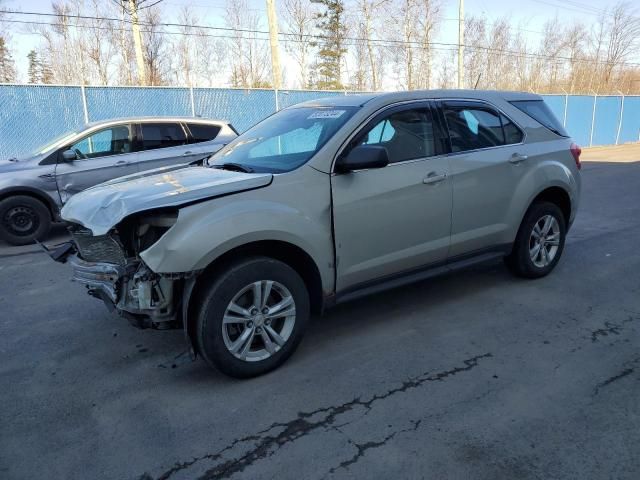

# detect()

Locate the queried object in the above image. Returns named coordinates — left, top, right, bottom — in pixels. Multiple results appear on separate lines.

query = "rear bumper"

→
left=69, top=255, right=124, bottom=303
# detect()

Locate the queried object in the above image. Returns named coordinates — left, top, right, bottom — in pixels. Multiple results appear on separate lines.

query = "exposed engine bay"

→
left=52, top=210, right=195, bottom=330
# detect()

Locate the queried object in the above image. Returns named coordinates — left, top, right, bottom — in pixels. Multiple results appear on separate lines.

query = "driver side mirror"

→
left=335, top=145, right=389, bottom=173
left=61, top=149, right=77, bottom=162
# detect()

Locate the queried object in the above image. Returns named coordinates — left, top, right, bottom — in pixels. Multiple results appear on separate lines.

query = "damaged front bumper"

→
left=67, top=253, right=180, bottom=329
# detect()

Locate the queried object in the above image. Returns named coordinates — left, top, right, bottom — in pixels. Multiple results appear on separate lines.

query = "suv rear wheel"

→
left=196, top=257, right=310, bottom=378
left=0, top=195, right=51, bottom=246
left=506, top=201, right=566, bottom=278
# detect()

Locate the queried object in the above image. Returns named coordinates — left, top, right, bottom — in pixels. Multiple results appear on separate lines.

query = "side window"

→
left=141, top=123, right=187, bottom=150
left=443, top=104, right=505, bottom=152
left=70, top=125, right=133, bottom=159
left=358, top=108, right=437, bottom=163
left=187, top=123, right=221, bottom=143
left=501, top=114, right=524, bottom=144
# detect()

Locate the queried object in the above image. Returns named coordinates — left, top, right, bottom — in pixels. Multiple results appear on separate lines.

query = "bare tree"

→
left=282, top=0, right=315, bottom=88
left=110, top=0, right=165, bottom=85
left=226, top=0, right=270, bottom=88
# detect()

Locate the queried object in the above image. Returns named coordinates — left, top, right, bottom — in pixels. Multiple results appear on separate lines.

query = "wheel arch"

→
left=528, top=186, right=572, bottom=227
left=0, top=187, right=59, bottom=221
left=183, top=239, right=326, bottom=355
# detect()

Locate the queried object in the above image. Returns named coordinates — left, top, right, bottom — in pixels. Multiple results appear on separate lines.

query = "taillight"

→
left=570, top=142, right=582, bottom=170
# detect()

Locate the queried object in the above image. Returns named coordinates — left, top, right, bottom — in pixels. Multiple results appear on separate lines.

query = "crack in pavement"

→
left=323, top=419, right=423, bottom=478
left=593, top=357, right=640, bottom=396
left=141, top=353, right=492, bottom=480
left=590, top=316, right=637, bottom=343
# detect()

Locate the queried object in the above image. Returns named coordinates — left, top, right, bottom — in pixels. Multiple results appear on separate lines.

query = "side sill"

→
left=333, top=245, right=510, bottom=306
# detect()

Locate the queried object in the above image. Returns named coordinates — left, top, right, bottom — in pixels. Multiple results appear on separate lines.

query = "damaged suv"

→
left=54, top=90, right=581, bottom=378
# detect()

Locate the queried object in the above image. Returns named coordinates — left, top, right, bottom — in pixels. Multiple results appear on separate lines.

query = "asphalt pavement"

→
left=1, top=154, right=639, bottom=480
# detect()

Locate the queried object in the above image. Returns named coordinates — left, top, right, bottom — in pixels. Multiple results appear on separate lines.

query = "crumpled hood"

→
left=61, top=166, right=273, bottom=235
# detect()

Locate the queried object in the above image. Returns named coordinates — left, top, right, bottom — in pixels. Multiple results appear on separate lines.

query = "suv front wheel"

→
left=196, top=257, right=310, bottom=378
left=506, top=201, right=566, bottom=278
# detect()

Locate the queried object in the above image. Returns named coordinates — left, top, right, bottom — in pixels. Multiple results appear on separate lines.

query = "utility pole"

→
left=457, top=0, right=464, bottom=89
left=129, top=0, right=147, bottom=85
left=266, top=0, right=283, bottom=89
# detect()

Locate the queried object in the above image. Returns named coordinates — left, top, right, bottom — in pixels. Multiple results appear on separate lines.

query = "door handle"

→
left=182, top=151, right=194, bottom=156
left=423, top=172, right=447, bottom=185
left=509, top=153, right=529, bottom=164
left=115, top=160, right=129, bottom=166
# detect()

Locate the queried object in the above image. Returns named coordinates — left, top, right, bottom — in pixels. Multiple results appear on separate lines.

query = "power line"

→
left=1, top=9, right=639, bottom=67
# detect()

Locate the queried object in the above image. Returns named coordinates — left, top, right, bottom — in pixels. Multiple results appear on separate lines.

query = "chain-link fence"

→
left=0, top=84, right=639, bottom=159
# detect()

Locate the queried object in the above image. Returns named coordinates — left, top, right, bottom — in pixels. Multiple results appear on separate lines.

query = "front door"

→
left=331, top=103, right=453, bottom=292
left=55, top=123, right=138, bottom=203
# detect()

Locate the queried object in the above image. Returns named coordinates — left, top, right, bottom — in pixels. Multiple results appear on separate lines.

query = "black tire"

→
left=505, top=201, right=566, bottom=278
left=0, top=195, right=52, bottom=246
left=196, top=256, right=310, bottom=378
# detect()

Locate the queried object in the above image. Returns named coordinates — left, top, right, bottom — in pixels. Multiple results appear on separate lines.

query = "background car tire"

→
left=505, top=201, right=566, bottom=278
left=0, top=195, right=51, bottom=246
left=196, top=256, right=310, bottom=378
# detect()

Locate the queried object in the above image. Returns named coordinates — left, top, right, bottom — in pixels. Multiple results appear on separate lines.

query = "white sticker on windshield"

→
left=308, top=110, right=346, bottom=119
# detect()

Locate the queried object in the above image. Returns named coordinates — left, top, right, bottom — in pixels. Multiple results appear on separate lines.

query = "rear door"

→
left=439, top=100, right=527, bottom=256
left=54, top=123, right=138, bottom=203
left=136, top=121, right=200, bottom=171
left=332, top=102, right=453, bottom=291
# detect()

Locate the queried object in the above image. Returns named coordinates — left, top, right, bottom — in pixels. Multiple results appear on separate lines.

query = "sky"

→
left=1, top=0, right=634, bottom=83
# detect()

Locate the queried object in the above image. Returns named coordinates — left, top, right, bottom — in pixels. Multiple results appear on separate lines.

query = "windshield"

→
left=210, top=106, right=358, bottom=173
left=30, top=129, right=80, bottom=156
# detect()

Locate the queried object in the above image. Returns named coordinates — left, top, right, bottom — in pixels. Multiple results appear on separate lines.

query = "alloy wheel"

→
left=222, top=280, right=296, bottom=362
left=529, top=214, right=561, bottom=268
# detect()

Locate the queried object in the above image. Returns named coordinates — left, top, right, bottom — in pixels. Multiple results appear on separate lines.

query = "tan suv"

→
left=51, top=90, right=582, bottom=378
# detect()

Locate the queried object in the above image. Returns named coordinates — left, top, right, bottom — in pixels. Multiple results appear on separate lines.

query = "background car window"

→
left=359, top=109, right=436, bottom=163
left=187, top=123, right=221, bottom=143
left=501, top=114, right=524, bottom=144
left=141, top=123, right=187, bottom=150
left=70, top=125, right=133, bottom=158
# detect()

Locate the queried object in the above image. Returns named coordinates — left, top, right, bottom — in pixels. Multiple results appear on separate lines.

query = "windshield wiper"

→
left=213, top=162, right=254, bottom=173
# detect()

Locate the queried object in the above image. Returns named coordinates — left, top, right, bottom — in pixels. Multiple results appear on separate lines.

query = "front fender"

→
left=140, top=168, right=335, bottom=292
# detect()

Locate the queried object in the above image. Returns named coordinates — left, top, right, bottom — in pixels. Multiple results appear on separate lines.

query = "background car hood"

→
left=61, top=166, right=273, bottom=235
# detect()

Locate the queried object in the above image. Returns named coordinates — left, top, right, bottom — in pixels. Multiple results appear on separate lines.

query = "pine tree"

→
left=0, top=37, right=15, bottom=83
left=310, top=0, right=347, bottom=90
left=27, top=50, right=41, bottom=83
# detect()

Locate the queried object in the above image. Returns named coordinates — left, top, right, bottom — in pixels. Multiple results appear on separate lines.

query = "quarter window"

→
left=141, top=123, right=187, bottom=150
left=70, top=125, right=133, bottom=158
left=359, top=108, right=438, bottom=163
left=187, top=123, right=221, bottom=143
left=501, top=114, right=524, bottom=144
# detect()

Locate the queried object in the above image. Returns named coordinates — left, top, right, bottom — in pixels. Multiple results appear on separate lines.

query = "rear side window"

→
left=501, top=114, right=524, bottom=144
left=443, top=103, right=523, bottom=152
left=187, top=123, right=221, bottom=143
left=140, top=123, right=187, bottom=150
left=444, top=105, right=504, bottom=152
left=510, top=100, right=568, bottom=137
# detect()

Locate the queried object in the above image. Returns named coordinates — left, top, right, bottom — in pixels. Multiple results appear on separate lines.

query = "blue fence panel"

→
left=541, top=95, right=566, bottom=126
left=0, top=85, right=85, bottom=159
left=565, top=95, right=594, bottom=146
left=618, top=96, right=640, bottom=144
left=592, top=96, right=622, bottom=146
left=1, top=86, right=639, bottom=159
left=193, top=88, right=276, bottom=133
left=85, top=86, right=192, bottom=121
left=277, top=90, right=345, bottom=109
